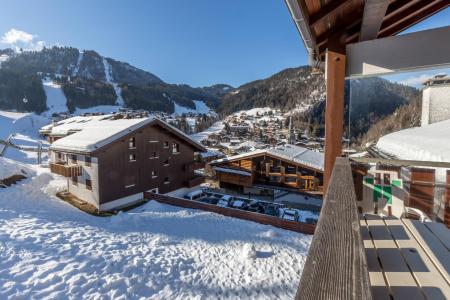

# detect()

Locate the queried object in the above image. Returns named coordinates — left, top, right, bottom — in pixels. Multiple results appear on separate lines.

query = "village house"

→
left=210, top=144, right=324, bottom=194
left=40, top=113, right=206, bottom=211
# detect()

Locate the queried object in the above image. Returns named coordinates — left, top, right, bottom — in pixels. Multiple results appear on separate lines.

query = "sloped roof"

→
left=49, top=117, right=206, bottom=153
left=211, top=144, right=324, bottom=172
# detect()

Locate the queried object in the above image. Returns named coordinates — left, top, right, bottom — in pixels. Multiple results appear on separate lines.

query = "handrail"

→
left=295, top=157, right=372, bottom=300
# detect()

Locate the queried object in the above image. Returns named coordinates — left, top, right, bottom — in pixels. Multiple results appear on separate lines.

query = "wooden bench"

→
left=361, top=214, right=450, bottom=299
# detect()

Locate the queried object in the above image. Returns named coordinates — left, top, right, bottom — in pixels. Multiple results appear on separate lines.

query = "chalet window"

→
left=151, top=170, right=157, bottom=178
left=72, top=176, right=78, bottom=186
left=85, top=156, right=91, bottom=167
left=129, top=153, right=136, bottom=161
left=150, top=152, right=158, bottom=159
left=125, top=183, right=136, bottom=188
left=163, top=141, right=169, bottom=148
left=164, top=177, right=170, bottom=184
left=149, top=140, right=158, bottom=143
left=71, top=154, right=77, bottom=164
left=85, top=179, right=92, bottom=191
left=163, top=159, right=170, bottom=166
left=172, top=142, right=180, bottom=154
left=129, top=137, right=136, bottom=149
left=124, top=175, right=136, bottom=188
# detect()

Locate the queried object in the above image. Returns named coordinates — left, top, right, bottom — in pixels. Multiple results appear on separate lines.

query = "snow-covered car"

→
left=216, top=195, right=233, bottom=207
left=184, top=190, right=206, bottom=201
left=279, top=208, right=299, bottom=221
left=230, top=198, right=248, bottom=209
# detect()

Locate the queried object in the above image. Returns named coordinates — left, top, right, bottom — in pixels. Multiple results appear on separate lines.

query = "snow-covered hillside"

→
left=377, top=120, right=450, bottom=162
left=102, top=57, right=124, bottom=106
left=173, top=100, right=215, bottom=116
left=41, top=78, right=69, bottom=117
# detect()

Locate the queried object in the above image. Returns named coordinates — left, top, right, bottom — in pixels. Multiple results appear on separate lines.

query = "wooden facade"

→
left=212, top=152, right=323, bottom=193
left=49, top=119, right=206, bottom=210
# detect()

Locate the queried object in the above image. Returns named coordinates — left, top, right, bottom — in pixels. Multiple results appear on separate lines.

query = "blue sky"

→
left=0, top=1, right=449, bottom=87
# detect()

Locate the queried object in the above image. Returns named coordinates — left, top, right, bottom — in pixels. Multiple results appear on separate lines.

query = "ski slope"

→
left=41, top=78, right=69, bottom=117
left=102, top=58, right=125, bottom=106
left=173, top=100, right=214, bottom=115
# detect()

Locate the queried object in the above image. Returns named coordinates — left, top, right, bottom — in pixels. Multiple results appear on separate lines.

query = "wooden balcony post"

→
left=324, top=34, right=346, bottom=191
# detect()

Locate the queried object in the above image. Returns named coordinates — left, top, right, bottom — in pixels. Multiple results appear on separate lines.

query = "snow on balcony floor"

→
left=0, top=166, right=311, bottom=299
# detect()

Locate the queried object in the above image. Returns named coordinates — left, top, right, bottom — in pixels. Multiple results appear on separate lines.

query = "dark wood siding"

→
left=96, top=123, right=197, bottom=204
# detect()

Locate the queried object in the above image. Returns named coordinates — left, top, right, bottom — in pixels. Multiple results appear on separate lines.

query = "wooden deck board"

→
left=385, top=218, right=450, bottom=300
left=403, top=219, right=450, bottom=285
left=365, top=215, right=425, bottom=300
left=361, top=218, right=391, bottom=300
left=425, top=222, right=450, bottom=250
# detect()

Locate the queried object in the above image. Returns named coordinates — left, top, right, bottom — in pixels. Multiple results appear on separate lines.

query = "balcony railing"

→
left=49, top=162, right=82, bottom=177
left=295, top=158, right=372, bottom=300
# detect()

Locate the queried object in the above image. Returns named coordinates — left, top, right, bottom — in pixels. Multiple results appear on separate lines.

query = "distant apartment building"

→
left=40, top=114, right=206, bottom=211
left=421, top=75, right=450, bottom=126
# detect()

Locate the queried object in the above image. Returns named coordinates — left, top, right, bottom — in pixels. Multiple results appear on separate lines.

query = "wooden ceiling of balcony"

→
left=298, top=0, right=449, bottom=60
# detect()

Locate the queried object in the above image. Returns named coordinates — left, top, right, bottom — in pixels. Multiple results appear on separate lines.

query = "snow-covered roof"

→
left=50, top=117, right=154, bottom=153
left=49, top=116, right=206, bottom=153
left=212, top=144, right=324, bottom=171
left=213, top=167, right=252, bottom=176
left=377, top=120, right=450, bottom=162
left=267, top=144, right=324, bottom=171
left=40, top=115, right=112, bottom=135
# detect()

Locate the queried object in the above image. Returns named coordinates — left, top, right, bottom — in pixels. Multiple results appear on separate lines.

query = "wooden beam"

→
left=309, top=0, right=349, bottom=28
left=359, top=0, right=390, bottom=41
left=295, top=158, right=372, bottom=300
left=379, top=0, right=449, bottom=37
left=323, top=34, right=346, bottom=190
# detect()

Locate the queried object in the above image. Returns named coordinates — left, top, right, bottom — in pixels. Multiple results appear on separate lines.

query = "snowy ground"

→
left=190, top=121, right=224, bottom=142
left=0, top=108, right=311, bottom=299
left=0, top=165, right=311, bottom=299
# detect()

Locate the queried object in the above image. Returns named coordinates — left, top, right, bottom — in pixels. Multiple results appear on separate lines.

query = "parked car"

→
left=247, top=200, right=265, bottom=213
left=199, top=197, right=219, bottom=205
left=264, top=204, right=280, bottom=216
left=217, top=195, right=234, bottom=207
left=279, top=208, right=299, bottom=222
left=184, top=190, right=206, bottom=201
left=231, top=198, right=248, bottom=209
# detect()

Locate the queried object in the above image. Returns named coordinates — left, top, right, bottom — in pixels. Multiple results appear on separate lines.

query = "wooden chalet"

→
left=284, top=1, right=450, bottom=299
left=41, top=114, right=206, bottom=211
left=210, top=144, right=324, bottom=193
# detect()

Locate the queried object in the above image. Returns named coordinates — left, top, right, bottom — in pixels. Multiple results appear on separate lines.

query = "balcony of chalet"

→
left=49, top=162, right=82, bottom=177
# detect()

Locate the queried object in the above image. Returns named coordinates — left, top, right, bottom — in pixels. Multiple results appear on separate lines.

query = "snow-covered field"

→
left=0, top=166, right=311, bottom=299
left=0, top=109, right=312, bottom=299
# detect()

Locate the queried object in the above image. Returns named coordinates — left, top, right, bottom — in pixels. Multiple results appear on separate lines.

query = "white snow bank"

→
left=0, top=166, right=311, bottom=299
left=377, top=120, right=450, bottom=162
left=0, top=111, right=50, bottom=140
left=41, top=78, right=69, bottom=117
left=0, top=157, right=33, bottom=179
